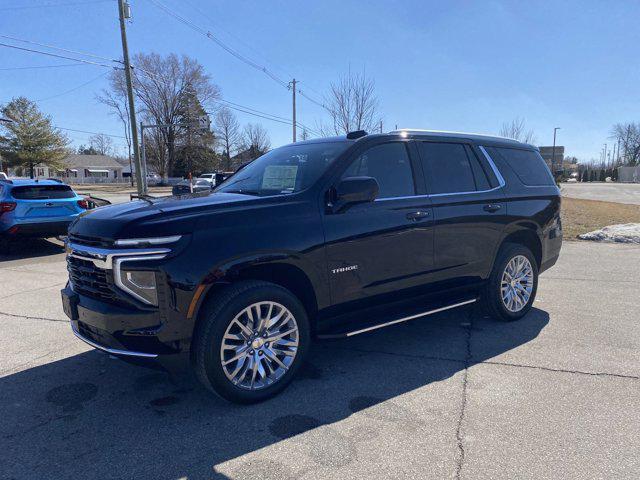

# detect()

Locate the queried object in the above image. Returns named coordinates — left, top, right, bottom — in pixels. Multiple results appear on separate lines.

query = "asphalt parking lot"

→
left=1, top=240, right=639, bottom=479
left=561, top=182, right=640, bottom=205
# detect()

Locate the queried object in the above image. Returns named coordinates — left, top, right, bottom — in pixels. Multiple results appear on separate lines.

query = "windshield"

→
left=215, top=142, right=350, bottom=196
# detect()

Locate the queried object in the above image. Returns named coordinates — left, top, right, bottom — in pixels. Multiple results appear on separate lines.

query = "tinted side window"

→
left=465, top=146, right=491, bottom=190
left=418, top=142, right=477, bottom=194
left=490, top=147, right=554, bottom=186
left=342, top=142, right=415, bottom=199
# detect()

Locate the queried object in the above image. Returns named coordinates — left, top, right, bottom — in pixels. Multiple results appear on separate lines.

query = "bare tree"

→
left=96, top=72, right=133, bottom=184
left=89, top=133, right=114, bottom=156
left=215, top=107, right=240, bottom=170
left=499, top=118, right=537, bottom=144
left=322, top=70, right=381, bottom=135
left=143, top=125, right=168, bottom=179
left=242, top=123, right=271, bottom=158
left=102, top=53, right=221, bottom=179
left=610, top=122, right=640, bottom=166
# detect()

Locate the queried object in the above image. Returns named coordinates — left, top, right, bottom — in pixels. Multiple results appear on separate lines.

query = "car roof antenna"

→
left=346, top=130, right=368, bottom=139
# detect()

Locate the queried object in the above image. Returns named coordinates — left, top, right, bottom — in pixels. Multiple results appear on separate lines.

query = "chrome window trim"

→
left=372, top=145, right=506, bottom=202
left=113, top=255, right=166, bottom=305
left=114, top=235, right=182, bottom=247
left=375, top=194, right=429, bottom=202
left=71, top=321, right=158, bottom=358
left=478, top=146, right=506, bottom=188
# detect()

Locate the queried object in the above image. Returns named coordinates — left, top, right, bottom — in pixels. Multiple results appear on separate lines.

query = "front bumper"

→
left=61, top=285, right=180, bottom=357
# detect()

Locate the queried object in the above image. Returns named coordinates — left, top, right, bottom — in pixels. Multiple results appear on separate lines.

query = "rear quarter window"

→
left=10, top=185, right=76, bottom=199
left=489, top=147, right=555, bottom=186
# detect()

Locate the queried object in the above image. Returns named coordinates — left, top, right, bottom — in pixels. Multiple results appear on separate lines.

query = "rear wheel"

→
left=482, top=243, right=538, bottom=321
left=193, top=281, right=310, bottom=404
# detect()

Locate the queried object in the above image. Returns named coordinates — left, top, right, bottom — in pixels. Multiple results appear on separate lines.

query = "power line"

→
left=35, top=72, right=108, bottom=102
left=0, top=34, right=122, bottom=64
left=0, top=0, right=113, bottom=11
left=147, top=0, right=289, bottom=88
left=296, top=88, right=327, bottom=110
left=0, top=62, right=87, bottom=71
left=214, top=99, right=292, bottom=123
left=54, top=125, right=126, bottom=139
left=181, top=0, right=294, bottom=81
left=0, top=42, right=121, bottom=69
left=149, top=0, right=328, bottom=111
left=209, top=101, right=320, bottom=137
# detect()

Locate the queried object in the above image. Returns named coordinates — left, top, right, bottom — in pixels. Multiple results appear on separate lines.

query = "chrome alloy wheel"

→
left=220, top=301, right=299, bottom=390
left=500, top=255, right=534, bottom=312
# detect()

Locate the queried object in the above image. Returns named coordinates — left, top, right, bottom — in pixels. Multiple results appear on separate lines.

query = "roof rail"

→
left=391, top=128, right=522, bottom=143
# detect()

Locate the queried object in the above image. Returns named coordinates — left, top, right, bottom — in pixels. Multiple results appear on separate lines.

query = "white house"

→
left=27, top=154, right=125, bottom=183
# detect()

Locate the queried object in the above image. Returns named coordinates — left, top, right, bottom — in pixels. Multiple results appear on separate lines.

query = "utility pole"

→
left=117, top=0, right=144, bottom=195
left=290, top=79, right=297, bottom=143
left=551, top=127, right=560, bottom=174
left=380, top=120, right=383, bottom=133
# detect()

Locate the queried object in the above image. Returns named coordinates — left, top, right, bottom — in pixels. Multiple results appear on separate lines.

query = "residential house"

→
left=24, top=154, right=125, bottom=182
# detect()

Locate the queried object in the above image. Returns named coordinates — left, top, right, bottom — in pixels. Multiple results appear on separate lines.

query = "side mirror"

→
left=333, top=176, right=379, bottom=210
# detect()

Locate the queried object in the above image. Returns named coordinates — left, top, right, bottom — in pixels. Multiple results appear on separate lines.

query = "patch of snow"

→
left=578, top=223, right=640, bottom=244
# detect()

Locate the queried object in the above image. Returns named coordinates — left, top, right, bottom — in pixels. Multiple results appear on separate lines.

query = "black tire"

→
left=193, top=280, right=310, bottom=404
left=481, top=243, right=538, bottom=322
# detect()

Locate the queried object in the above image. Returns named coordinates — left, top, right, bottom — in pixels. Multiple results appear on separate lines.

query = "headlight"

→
left=117, top=269, right=158, bottom=305
left=113, top=255, right=165, bottom=305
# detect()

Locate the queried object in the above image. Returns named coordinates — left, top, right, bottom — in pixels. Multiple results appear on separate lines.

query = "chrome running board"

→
left=317, top=298, right=477, bottom=339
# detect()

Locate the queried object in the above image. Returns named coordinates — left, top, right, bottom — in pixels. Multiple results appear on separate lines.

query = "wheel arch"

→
left=188, top=254, right=322, bottom=336
left=498, top=224, right=543, bottom=269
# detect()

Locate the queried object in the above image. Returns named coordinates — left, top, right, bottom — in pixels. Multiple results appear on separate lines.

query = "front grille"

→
left=67, top=255, right=116, bottom=302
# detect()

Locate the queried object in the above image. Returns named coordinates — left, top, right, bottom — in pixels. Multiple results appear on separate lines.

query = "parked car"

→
left=61, top=129, right=562, bottom=403
left=1, top=179, right=89, bottom=239
left=198, top=172, right=232, bottom=187
left=171, top=179, right=212, bottom=195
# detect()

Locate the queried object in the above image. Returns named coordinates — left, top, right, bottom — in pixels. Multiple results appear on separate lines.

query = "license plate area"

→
left=61, top=290, right=79, bottom=320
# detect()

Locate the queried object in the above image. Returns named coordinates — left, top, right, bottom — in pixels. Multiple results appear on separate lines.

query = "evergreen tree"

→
left=173, top=85, right=217, bottom=177
left=0, top=97, right=69, bottom=178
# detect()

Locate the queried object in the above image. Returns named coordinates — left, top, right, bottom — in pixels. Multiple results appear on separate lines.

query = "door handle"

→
left=483, top=204, right=502, bottom=213
left=406, top=211, right=430, bottom=221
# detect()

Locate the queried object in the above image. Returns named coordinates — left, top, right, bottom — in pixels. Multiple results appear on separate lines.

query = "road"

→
left=0, top=241, right=639, bottom=479
left=561, top=182, right=640, bottom=205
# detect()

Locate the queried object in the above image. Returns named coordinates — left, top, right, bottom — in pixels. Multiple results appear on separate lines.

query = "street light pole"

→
left=551, top=127, right=561, bottom=174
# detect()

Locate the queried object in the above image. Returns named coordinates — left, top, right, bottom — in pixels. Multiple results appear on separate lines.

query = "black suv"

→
left=61, top=130, right=562, bottom=403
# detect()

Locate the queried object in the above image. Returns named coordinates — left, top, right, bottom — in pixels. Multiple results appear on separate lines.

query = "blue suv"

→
left=0, top=179, right=88, bottom=239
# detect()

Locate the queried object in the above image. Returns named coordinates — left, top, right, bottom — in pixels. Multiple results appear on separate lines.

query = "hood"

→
left=69, top=192, right=258, bottom=241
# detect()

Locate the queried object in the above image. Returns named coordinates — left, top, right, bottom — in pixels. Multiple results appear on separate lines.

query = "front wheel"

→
left=193, top=281, right=310, bottom=404
left=481, top=243, right=538, bottom=321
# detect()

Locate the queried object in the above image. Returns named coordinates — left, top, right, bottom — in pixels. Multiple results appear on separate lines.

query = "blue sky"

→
left=1, top=0, right=638, bottom=161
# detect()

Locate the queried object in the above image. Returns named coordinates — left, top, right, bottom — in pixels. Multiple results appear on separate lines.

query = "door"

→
left=322, top=141, right=435, bottom=308
left=416, top=141, right=506, bottom=286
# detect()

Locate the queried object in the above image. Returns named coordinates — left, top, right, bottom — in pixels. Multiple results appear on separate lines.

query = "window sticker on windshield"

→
left=262, top=165, right=298, bottom=190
